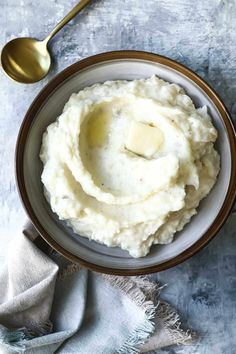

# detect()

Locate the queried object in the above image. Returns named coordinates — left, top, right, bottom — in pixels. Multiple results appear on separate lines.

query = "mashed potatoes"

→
left=40, top=76, right=220, bottom=257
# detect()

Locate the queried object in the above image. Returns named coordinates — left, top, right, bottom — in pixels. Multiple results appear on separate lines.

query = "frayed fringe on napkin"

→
left=156, top=302, right=193, bottom=345
left=0, top=320, right=53, bottom=349
left=102, top=275, right=193, bottom=354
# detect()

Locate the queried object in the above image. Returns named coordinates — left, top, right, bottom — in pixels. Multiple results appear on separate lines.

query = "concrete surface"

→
left=0, top=1, right=236, bottom=353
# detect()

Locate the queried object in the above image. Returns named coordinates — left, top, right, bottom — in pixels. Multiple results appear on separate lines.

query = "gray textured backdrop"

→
left=0, top=1, right=236, bottom=353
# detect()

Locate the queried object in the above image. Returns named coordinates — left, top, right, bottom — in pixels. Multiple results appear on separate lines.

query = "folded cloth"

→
left=0, top=224, right=193, bottom=354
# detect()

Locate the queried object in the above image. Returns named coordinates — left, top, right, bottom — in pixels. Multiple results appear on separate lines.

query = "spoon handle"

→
left=44, top=0, right=92, bottom=43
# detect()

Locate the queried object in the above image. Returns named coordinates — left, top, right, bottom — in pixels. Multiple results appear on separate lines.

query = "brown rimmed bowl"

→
left=16, top=51, right=236, bottom=275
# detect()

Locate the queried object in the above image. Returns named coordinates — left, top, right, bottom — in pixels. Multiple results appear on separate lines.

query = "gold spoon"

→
left=1, top=0, right=92, bottom=84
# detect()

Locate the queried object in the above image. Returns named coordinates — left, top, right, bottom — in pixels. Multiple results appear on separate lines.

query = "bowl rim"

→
left=15, top=50, right=236, bottom=275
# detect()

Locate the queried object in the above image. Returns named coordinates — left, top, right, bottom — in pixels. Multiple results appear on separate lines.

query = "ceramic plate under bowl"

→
left=16, top=51, right=236, bottom=275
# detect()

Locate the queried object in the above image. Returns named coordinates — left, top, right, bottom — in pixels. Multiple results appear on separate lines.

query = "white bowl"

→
left=16, top=51, right=236, bottom=275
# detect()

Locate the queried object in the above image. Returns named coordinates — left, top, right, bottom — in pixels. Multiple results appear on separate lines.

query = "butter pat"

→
left=125, top=121, right=164, bottom=158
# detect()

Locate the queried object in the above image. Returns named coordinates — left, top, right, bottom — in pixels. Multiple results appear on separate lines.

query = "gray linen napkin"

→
left=0, top=225, right=192, bottom=354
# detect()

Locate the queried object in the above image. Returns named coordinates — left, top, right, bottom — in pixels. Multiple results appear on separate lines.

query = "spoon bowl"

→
left=1, top=38, right=51, bottom=83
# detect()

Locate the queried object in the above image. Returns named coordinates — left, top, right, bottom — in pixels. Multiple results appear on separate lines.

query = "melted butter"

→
left=87, top=104, right=112, bottom=148
left=125, top=121, right=164, bottom=158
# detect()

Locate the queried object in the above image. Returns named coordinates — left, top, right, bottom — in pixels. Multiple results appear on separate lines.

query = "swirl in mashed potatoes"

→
left=40, top=76, right=220, bottom=257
